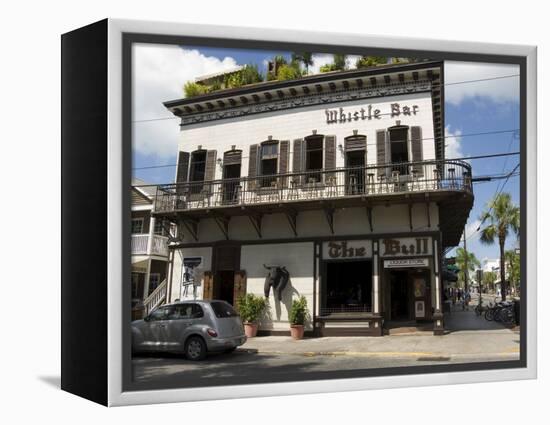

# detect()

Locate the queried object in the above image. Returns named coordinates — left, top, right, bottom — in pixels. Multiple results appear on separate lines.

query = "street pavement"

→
left=132, top=307, right=520, bottom=387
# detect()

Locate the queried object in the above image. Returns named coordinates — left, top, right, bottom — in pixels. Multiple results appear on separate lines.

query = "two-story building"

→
left=131, top=178, right=171, bottom=319
left=152, top=61, right=474, bottom=336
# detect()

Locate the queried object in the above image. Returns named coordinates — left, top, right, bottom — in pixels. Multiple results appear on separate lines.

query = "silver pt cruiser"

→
left=132, top=300, right=246, bottom=360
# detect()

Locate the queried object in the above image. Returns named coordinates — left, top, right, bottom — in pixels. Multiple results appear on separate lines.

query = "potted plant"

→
left=289, top=295, right=309, bottom=340
left=237, top=293, right=267, bottom=338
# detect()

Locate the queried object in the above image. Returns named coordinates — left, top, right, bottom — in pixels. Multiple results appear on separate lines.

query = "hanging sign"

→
left=384, top=258, right=429, bottom=268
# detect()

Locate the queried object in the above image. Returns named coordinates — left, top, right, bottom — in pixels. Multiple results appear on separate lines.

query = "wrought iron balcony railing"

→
left=153, top=159, right=472, bottom=214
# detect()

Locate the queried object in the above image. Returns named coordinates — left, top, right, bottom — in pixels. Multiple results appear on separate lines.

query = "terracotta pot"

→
left=290, top=324, right=305, bottom=340
left=244, top=323, right=259, bottom=338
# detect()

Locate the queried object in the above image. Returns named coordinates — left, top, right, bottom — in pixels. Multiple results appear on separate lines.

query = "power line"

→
left=132, top=137, right=520, bottom=171
left=131, top=74, right=520, bottom=124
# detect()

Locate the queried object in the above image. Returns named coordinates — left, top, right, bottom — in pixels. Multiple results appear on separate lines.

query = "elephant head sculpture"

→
left=263, top=264, right=290, bottom=301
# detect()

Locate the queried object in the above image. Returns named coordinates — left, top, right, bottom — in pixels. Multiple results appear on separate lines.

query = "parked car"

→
left=132, top=300, right=246, bottom=360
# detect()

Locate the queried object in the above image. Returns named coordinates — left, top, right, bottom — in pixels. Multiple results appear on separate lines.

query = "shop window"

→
left=305, top=135, right=323, bottom=182
left=131, top=218, right=143, bottom=234
left=260, top=141, right=279, bottom=187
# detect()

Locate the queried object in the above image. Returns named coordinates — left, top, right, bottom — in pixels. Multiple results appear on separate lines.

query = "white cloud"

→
left=445, top=125, right=463, bottom=159
left=309, top=54, right=333, bottom=75
left=133, top=44, right=238, bottom=158
left=308, top=54, right=361, bottom=75
left=444, top=61, right=519, bottom=105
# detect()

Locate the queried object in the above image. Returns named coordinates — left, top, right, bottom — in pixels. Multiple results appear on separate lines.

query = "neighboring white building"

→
left=153, top=61, right=474, bottom=336
left=131, top=178, right=171, bottom=319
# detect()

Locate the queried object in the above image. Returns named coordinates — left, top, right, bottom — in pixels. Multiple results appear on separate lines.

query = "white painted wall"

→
left=241, top=242, right=315, bottom=331
left=177, top=91, right=435, bottom=181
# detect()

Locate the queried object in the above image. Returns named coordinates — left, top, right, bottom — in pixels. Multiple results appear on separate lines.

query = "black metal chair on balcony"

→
left=448, top=168, right=457, bottom=189
left=326, top=175, right=337, bottom=198
left=289, top=179, right=299, bottom=200
left=366, top=173, right=375, bottom=194
left=462, top=171, right=471, bottom=190
left=391, top=170, right=401, bottom=192
left=433, top=168, right=441, bottom=190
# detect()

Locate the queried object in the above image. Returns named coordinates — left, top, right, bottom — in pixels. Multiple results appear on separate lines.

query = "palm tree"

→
left=479, top=193, right=520, bottom=301
left=291, top=52, right=313, bottom=74
left=455, top=247, right=480, bottom=289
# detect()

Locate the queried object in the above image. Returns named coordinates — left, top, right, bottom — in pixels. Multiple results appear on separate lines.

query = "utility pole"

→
left=463, top=227, right=469, bottom=294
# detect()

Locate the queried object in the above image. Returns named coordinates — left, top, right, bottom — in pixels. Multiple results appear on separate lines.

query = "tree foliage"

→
left=455, top=247, right=480, bottom=287
left=479, top=193, right=520, bottom=300
left=356, top=56, right=388, bottom=68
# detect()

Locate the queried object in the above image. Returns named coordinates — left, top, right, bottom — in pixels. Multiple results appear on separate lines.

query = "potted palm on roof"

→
left=237, top=293, right=267, bottom=338
left=289, top=295, right=309, bottom=340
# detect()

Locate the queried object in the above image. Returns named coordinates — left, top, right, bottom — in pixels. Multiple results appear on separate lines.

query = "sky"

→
left=132, top=44, right=520, bottom=262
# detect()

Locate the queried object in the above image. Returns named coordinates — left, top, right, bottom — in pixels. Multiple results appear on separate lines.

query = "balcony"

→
left=152, top=159, right=474, bottom=247
left=131, top=234, right=169, bottom=257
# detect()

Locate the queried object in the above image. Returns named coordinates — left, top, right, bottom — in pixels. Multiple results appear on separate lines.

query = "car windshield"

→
left=210, top=301, right=238, bottom=318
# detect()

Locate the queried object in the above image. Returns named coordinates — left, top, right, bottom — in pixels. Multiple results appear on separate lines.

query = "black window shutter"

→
left=279, top=140, right=290, bottom=187
left=293, top=138, right=304, bottom=184
left=410, top=126, right=423, bottom=176
left=176, top=151, right=190, bottom=183
left=324, top=135, right=336, bottom=181
left=376, top=130, right=387, bottom=177
left=175, top=151, right=190, bottom=207
left=248, top=144, right=259, bottom=190
left=205, top=150, right=217, bottom=181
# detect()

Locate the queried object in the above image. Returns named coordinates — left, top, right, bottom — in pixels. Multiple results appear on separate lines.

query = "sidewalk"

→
left=242, top=311, right=519, bottom=359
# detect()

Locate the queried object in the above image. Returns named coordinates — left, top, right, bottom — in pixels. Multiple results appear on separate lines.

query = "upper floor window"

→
left=189, top=150, right=207, bottom=182
left=389, top=127, right=409, bottom=164
left=260, top=141, right=279, bottom=187
left=131, top=218, right=143, bottom=234
left=153, top=218, right=166, bottom=236
left=305, top=135, right=324, bottom=182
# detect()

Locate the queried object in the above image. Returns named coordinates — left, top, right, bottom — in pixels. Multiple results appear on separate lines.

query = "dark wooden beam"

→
left=366, top=206, right=373, bottom=232
left=213, top=215, right=230, bottom=240
left=324, top=208, right=335, bottom=234
left=248, top=214, right=263, bottom=238
left=283, top=209, right=298, bottom=237
left=181, top=218, right=199, bottom=242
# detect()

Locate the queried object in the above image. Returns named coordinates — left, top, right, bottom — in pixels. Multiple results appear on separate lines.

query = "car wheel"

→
left=224, top=347, right=237, bottom=354
left=185, top=336, right=207, bottom=361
